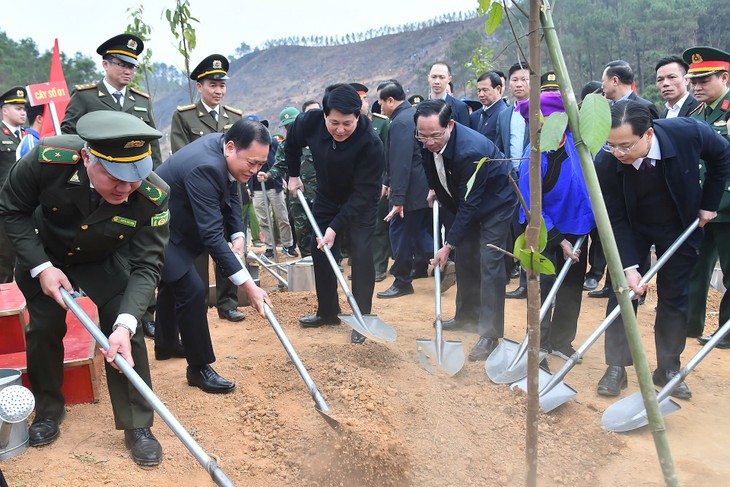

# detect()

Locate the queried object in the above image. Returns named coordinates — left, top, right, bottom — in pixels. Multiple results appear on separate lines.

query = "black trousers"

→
left=311, top=195, right=377, bottom=318
left=388, top=207, right=432, bottom=287
left=604, top=221, right=697, bottom=371
left=156, top=264, right=216, bottom=366
left=585, top=228, right=607, bottom=281
left=454, top=204, right=514, bottom=339
left=194, top=253, right=239, bottom=311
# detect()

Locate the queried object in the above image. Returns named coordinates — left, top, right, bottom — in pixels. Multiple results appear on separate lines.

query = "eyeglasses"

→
left=415, top=130, right=447, bottom=143
left=108, top=60, right=138, bottom=72
left=602, top=133, right=644, bottom=155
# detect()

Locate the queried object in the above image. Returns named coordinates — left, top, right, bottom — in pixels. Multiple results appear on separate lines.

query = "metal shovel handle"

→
left=60, top=288, right=234, bottom=487
left=539, top=218, right=700, bottom=396
left=247, top=251, right=288, bottom=287
left=432, top=203, right=443, bottom=347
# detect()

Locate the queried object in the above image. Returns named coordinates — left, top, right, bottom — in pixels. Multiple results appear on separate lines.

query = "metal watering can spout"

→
left=0, top=385, right=35, bottom=450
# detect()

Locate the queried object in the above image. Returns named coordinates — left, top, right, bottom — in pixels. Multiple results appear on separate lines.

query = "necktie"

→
left=210, top=110, right=218, bottom=123
left=112, top=91, right=123, bottom=107
left=640, top=158, right=655, bottom=174
left=434, top=153, right=452, bottom=197
left=14, top=129, right=21, bottom=140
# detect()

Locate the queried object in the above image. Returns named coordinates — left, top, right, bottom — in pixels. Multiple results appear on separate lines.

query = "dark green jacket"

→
left=169, top=101, right=243, bottom=153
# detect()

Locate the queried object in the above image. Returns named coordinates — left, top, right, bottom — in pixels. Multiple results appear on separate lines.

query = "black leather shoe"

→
left=124, top=428, right=163, bottom=466
left=411, top=268, right=429, bottom=279
left=218, top=308, right=245, bottom=322
left=697, top=333, right=730, bottom=349
left=29, top=411, right=65, bottom=447
left=588, top=286, right=610, bottom=298
left=597, top=365, right=627, bottom=396
left=154, top=341, right=186, bottom=361
left=186, top=364, right=236, bottom=393
left=583, top=277, right=599, bottom=291
left=298, top=314, right=341, bottom=327
left=652, top=369, right=692, bottom=400
left=440, top=318, right=475, bottom=331
left=468, top=337, right=499, bottom=361
left=505, top=286, right=527, bottom=299
left=351, top=330, right=367, bottom=344
left=142, top=321, right=155, bottom=338
left=377, top=283, right=414, bottom=299
left=375, top=271, right=387, bottom=282
left=510, top=264, right=520, bottom=279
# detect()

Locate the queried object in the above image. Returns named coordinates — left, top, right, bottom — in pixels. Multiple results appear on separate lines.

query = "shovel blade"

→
left=339, top=313, right=397, bottom=343
left=511, top=368, right=577, bottom=413
left=601, top=391, right=681, bottom=433
left=485, top=339, right=547, bottom=384
left=315, top=405, right=343, bottom=433
left=416, top=338, right=465, bottom=376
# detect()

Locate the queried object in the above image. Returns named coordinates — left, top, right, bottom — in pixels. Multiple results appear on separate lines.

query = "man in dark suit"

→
left=416, top=99, right=517, bottom=361
left=154, top=119, right=271, bottom=393
left=428, top=62, right=470, bottom=126
left=594, top=100, right=730, bottom=399
left=655, top=56, right=700, bottom=119
left=376, top=80, right=431, bottom=298
left=0, top=111, right=170, bottom=465
left=602, top=59, right=660, bottom=119
left=470, top=71, right=508, bottom=143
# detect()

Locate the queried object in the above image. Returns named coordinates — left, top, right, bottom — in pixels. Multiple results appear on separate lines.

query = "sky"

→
left=2, top=0, right=478, bottom=70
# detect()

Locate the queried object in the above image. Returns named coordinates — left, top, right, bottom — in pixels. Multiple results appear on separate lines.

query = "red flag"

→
left=40, top=39, right=69, bottom=137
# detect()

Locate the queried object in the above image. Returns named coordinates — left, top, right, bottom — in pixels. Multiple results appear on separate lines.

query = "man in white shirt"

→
left=655, top=56, right=700, bottom=119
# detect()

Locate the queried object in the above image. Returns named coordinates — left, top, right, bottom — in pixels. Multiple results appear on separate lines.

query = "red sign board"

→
left=26, top=80, right=70, bottom=107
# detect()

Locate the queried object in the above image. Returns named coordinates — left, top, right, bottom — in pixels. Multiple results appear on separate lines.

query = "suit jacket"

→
left=0, top=134, right=170, bottom=319
left=470, top=99, right=509, bottom=143
left=385, top=101, right=428, bottom=211
left=421, top=122, right=517, bottom=246
left=627, top=91, right=660, bottom=119
left=660, top=93, right=700, bottom=119
left=61, top=80, right=163, bottom=168
left=596, top=117, right=730, bottom=268
left=155, top=133, right=244, bottom=283
left=169, top=101, right=243, bottom=153
left=444, top=94, right=471, bottom=126
left=494, top=103, right=529, bottom=161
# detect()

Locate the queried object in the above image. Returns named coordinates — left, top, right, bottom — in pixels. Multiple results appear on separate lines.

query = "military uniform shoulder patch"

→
left=136, top=179, right=169, bottom=206
left=177, top=103, right=197, bottom=112
left=223, top=105, right=243, bottom=116
left=372, top=112, right=389, bottom=120
left=38, top=145, right=81, bottom=164
left=74, top=83, right=98, bottom=91
left=151, top=209, right=170, bottom=227
left=129, top=87, right=150, bottom=99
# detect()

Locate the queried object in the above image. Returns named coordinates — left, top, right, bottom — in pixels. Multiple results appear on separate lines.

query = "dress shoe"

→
left=264, top=248, right=274, bottom=258
left=510, top=264, right=520, bottom=279
left=351, top=330, right=367, bottom=344
left=218, top=308, right=245, bottom=322
left=505, top=286, right=527, bottom=299
left=440, top=261, right=456, bottom=293
left=597, top=365, right=627, bottom=396
left=697, top=333, right=730, bottom=349
left=652, top=369, right=692, bottom=400
left=154, top=341, right=186, bottom=361
left=298, top=314, right=341, bottom=327
left=377, top=283, right=414, bottom=299
left=29, top=411, right=65, bottom=447
left=375, top=271, right=387, bottom=282
left=588, top=286, right=610, bottom=298
left=583, top=277, right=599, bottom=291
left=440, top=318, right=476, bottom=331
left=124, top=428, right=163, bottom=466
left=186, top=364, right=236, bottom=393
left=411, top=268, right=429, bottom=279
left=468, top=337, right=499, bottom=361
left=142, top=320, right=155, bottom=338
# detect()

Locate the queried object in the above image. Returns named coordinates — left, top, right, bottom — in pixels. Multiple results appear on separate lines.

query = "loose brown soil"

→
left=3, top=256, right=729, bottom=486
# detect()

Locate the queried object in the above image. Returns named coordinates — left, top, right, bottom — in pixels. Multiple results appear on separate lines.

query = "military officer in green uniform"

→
left=684, top=47, right=730, bottom=346
left=351, top=82, right=390, bottom=281
left=0, top=86, right=27, bottom=282
left=61, top=34, right=162, bottom=169
left=0, top=111, right=169, bottom=466
left=168, top=54, right=245, bottom=323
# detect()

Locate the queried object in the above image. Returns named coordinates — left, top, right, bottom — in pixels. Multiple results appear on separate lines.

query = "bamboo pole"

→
left=538, top=2, right=679, bottom=485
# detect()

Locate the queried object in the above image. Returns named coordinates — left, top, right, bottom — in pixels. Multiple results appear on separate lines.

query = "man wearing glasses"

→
left=594, top=100, right=730, bottom=399
left=62, top=34, right=162, bottom=170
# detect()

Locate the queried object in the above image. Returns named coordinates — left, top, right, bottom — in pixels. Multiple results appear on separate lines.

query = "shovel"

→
left=247, top=250, right=289, bottom=288
left=602, top=316, right=730, bottom=433
left=295, top=190, right=397, bottom=343
left=416, top=203, right=464, bottom=376
left=59, top=288, right=235, bottom=487
left=486, top=235, right=586, bottom=384
left=511, top=219, right=700, bottom=412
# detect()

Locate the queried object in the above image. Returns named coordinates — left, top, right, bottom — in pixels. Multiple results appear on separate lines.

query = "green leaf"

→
left=465, top=157, right=488, bottom=200
left=518, top=248, right=532, bottom=270
left=484, top=3, right=504, bottom=35
left=477, top=0, right=493, bottom=15
left=513, top=233, right=526, bottom=260
left=532, top=252, right=556, bottom=275
left=540, top=112, right=568, bottom=151
left=539, top=220, right=548, bottom=252
left=579, top=94, right=611, bottom=157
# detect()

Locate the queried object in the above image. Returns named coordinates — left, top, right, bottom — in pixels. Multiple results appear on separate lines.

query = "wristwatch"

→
left=112, top=322, right=134, bottom=336
left=444, top=241, right=456, bottom=251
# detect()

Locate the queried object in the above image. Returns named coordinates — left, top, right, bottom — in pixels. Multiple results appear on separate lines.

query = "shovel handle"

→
left=59, top=288, right=234, bottom=487
left=248, top=251, right=289, bottom=287
left=432, top=203, right=443, bottom=346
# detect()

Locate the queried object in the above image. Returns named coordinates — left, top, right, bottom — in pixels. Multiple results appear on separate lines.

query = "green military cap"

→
left=349, top=82, right=369, bottom=96
left=191, top=54, right=230, bottom=81
left=682, top=46, right=730, bottom=79
left=408, top=94, right=424, bottom=106
left=76, top=111, right=162, bottom=183
left=540, top=71, right=560, bottom=92
left=279, top=107, right=300, bottom=128
left=0, top=86, right=27, bottom=106
left=96, top=34, right=144, bottom=66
